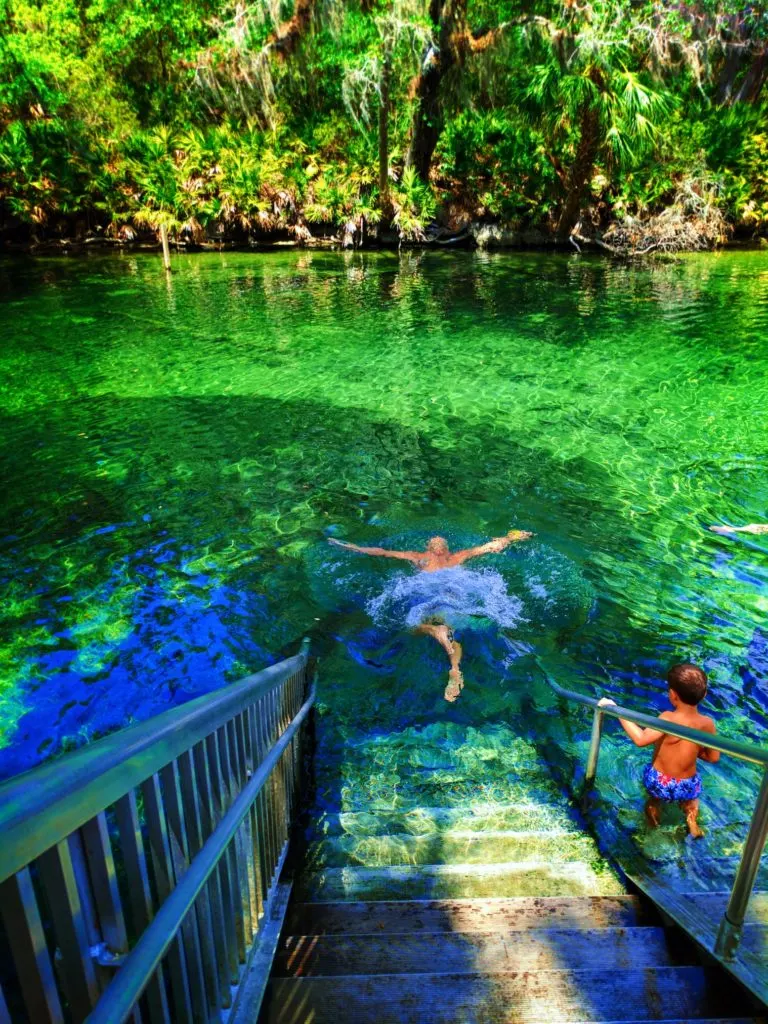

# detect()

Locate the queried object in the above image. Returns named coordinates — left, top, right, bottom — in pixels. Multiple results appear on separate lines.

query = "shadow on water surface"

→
left=0, top=390, right=616, bottom=779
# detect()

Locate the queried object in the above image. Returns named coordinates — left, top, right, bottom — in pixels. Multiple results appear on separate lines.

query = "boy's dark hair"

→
left=667, top=663, right=708, bottom=705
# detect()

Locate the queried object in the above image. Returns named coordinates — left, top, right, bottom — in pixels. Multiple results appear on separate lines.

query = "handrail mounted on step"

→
left=0, top=638, right=315, bottom=1024
left=537, top=658, right=768, bottom=961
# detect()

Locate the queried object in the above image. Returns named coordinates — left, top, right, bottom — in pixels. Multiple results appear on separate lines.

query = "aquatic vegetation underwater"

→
left=1, top=248, right=767, bottom=884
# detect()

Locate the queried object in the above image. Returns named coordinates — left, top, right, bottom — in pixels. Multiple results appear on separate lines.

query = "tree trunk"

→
left=716, top=44, right=745, bottom=105
left=160, top=223, right=172, bottom=272
left=405, top=48, right=446, bottom=182
left=735, top=48, right=768, bottom=104
left=378, top=53, right=391, bottom=203
left=405, top=0, right=461, bottom=182
left=556, top=104, right=600, bottom=239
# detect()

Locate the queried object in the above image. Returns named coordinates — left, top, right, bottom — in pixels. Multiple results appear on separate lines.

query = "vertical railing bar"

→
left=272, top=688, right=289, bottom=836
left=224, top=718, right=255, bottom=944
left=255, top=693, right=278, bottom=889
left=217, top=724, right=249, bottom=960
left=271, top=690, right=287, bottom=886
left=159, top=760, right=209, bottom=1024
left=177, top=750, right=223, bottom=1017
left=0, top=868, right=64, bottom=1024
left=36, top=837, right=101, bottom=1019
left=69, top=827, right=115, bottom=998
left=715, top=766, right=768, bottom=959
left=192, top=739, right=234, bottom=1005
left=113, top=791, right=172, bottom=1024
left=246, top=704, right=269, bottom=907
left=81, top=812, right=129, bottom=955
left=240, top=706, right=264, bottom=919
left=584, top=708, right=604, bottom=794
left=235, top=711, right=263, bottom=922
left=205, top=731, right=241, bottom=980
left=141, top=773, right=194, bottom=1024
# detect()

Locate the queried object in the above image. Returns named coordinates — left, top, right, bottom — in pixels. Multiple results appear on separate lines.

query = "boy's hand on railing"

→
left=598, top=697, right=617, bottom=708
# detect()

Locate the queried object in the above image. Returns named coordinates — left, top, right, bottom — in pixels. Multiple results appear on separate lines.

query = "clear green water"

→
left=1, top=249, right=767, bottom=882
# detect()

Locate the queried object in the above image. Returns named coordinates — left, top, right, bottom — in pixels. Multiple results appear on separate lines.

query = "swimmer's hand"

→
left=505, top=530, right=534, bottom=542
left=598, top=697, right=617, bottom=708
left=328, top=538, right=355, bottom=549
left=710, top=523, right=768, bottom=535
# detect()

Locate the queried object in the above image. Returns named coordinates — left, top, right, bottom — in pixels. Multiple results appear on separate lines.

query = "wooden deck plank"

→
left=274, top=926, right=688, bottom=977
left=285, top=896, right=655, bottom=936
left=625, top=872, right=768, bottom=1008
left=264, top=966, right=748, bottom=1023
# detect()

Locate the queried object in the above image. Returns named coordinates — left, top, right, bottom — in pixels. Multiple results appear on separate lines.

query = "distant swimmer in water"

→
left=710, top=523, right=768, bottom=535
left=328, top=531, right=533, bottom=701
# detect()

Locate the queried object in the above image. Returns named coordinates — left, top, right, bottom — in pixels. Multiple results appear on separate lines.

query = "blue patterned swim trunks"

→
left=643, top=763, right=702, bottom=802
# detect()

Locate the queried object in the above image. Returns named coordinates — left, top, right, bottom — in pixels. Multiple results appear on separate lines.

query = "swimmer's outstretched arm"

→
left=327, top=538, right=422, bottom=562
left=450, top=530, right=533, bottom=566
left=710, top=523, right=768, bottom=535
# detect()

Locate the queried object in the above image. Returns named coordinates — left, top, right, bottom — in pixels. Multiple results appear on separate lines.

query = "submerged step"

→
left=318, top=774, right=569, bottom=813
left=304, top=830, right=604, bottom=870
left=285, top=896, right=655, bottom=936
left=264, top=966, right=745, bottom=1023
left=297, top=860, right=625, bottom=902
left=274, top=926, right=686, bottom=977
left=308, top=803, right=579, bottom=839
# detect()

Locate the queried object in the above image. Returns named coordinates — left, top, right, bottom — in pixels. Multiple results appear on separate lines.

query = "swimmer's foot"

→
left=444, top=667, right=464, bottom=702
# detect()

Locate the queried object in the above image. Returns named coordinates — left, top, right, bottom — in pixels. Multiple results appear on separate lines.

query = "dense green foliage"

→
left=1, top=0, right=767, bottom=246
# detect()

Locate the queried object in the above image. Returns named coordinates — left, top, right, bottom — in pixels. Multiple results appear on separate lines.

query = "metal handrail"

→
left=536, top=659, right=768, bottom=960
left=86, top=682, right=316, bottom=1024
left=0, top=639, right=314, bottom=1024
left=0, top=642, right=309, bottom=883
left=538, top=661, right=768, bottom=767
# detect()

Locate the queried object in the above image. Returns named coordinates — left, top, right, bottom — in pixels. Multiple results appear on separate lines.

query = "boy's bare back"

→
left=652, top=705, right=717, bottom=779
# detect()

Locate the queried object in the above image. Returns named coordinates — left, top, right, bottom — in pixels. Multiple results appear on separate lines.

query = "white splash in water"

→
left=367, top=567, right=525, bottom=630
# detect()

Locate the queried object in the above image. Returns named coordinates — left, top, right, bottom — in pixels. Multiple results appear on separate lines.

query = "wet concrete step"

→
left=321, top=774, right=565, bottom=812
left=285, top=895, right=655, bottom=936
left=303, top=830, right=603, bottom=870
left=308, top=803, right=579, bottom=839
left=263, top=966, right=749, bottom=1023
left=298, top=860, right=625, bottom=902
left=274, top=926, right=687, bottom=977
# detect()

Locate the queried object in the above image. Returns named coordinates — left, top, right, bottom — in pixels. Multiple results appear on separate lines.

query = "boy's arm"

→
left=328, top=539, right=420, bottom=562
left=597, top=698, right=664, bottom=747
left=698, top=718, right=720, bottom=763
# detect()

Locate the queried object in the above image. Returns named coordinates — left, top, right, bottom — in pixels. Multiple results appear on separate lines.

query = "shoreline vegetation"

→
left=2, top=1, right=767, bottom=260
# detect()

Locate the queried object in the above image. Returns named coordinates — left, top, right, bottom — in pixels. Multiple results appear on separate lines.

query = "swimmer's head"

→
left=426, top=536, right=449, bottom=555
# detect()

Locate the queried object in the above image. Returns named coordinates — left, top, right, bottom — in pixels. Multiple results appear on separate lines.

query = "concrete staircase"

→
left=259, top=722, right=765, bottom=1022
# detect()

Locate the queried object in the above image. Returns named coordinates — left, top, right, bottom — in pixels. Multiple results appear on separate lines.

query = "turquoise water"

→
left=1, top=249, right=767, bottom=878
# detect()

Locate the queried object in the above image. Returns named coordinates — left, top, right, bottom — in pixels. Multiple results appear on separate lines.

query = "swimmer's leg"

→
left=416, top=623, right=464, bottom=701
left=680, top=799, right=704, bottom=838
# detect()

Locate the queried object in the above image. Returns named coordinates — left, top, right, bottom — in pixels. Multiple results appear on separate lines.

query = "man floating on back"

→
left=328, top=530, right=532, bottom=701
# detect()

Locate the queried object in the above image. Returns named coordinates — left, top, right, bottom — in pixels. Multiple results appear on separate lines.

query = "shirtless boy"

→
left=599, top=663, right=719, bottom=838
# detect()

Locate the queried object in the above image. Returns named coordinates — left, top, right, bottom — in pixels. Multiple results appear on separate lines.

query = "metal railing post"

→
left=715, top=767, right=768, bottom=960
left=299, top=637, right=311, bottom=662
left=584, top=708, right=604, bottom=793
